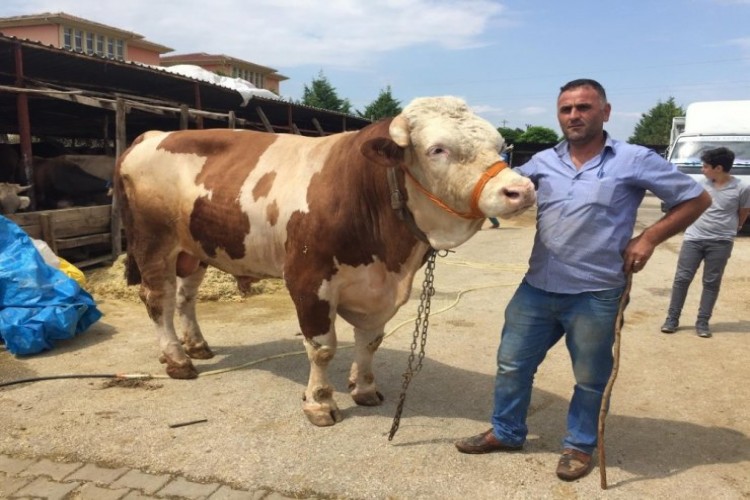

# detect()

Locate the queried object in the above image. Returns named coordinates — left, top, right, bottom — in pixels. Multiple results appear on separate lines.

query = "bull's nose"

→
left=502, top=182, right=534, bottom=200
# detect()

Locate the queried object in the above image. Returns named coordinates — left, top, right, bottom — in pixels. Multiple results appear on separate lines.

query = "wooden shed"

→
left=0, top=34, right=371, bottom=267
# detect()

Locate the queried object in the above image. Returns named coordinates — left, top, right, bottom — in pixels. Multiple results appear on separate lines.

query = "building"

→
left=0, top=12, right=287, bottom=95
left=161, top=53, right=288, bottom=95
left=0, top=11, right=171, bottom=65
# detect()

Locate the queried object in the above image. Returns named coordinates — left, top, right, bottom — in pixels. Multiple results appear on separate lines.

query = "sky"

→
left=2, top=0, right=750, bottom=141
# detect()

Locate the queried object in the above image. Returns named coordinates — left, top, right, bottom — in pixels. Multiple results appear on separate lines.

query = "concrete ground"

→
left=1, top=195, right=749, bottom=499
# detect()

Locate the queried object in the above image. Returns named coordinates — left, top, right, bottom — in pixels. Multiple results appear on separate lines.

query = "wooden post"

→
left=179, top=104, right=190, bottom=130
left=13, top=41, right=35, bottom=209
left=194, top=83, right=203, bottom=129
left=228, top=110, right=236, bottom=129
left=111, top=97, right=127, bottom=258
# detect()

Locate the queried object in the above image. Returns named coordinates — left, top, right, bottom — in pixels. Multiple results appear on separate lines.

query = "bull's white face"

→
left=390, top=97, right=535, bottom=249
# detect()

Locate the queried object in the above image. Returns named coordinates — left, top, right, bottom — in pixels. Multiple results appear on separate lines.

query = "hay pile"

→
left=85, top=255, right=285, bottom=303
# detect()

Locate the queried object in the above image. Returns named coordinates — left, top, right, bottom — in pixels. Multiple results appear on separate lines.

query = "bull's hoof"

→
left=352, top=390, right=385, bottom=407
left=185, top=343, right=214, bottom=359
left=159, top=356, right=198, bottom=379
left=303, top=406, right=343, bottom=427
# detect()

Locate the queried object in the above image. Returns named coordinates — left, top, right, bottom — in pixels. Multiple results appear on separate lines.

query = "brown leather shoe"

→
left=455, top=429, right=522, bottom=454
left=556, top=448, right=593, bottom=481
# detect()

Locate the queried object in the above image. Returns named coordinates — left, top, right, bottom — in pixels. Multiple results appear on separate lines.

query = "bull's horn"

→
left=15, top=184, right=31, bottom=193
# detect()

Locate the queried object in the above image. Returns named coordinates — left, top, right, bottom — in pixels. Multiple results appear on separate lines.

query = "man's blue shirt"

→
left=515, top=133, right=704, bottom=293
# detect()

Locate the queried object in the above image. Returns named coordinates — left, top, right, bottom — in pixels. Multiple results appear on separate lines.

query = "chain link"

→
left=388, top=249, right=437, bottom=441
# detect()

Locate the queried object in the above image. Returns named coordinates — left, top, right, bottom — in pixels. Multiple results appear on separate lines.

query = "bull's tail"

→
left=113, top=149, right=142, bottom=286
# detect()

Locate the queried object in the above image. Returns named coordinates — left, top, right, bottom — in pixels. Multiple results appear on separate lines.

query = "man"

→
left=455, top=79, right=711, bottom=481
left=661, top=147, right=750, bottom=338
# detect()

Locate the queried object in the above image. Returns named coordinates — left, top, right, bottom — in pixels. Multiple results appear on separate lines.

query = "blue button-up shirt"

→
left=516, top=133, right=704, bottom=293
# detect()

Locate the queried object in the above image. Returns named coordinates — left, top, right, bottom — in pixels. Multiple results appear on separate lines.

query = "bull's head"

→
left=361, top=96, right=536, bottom=249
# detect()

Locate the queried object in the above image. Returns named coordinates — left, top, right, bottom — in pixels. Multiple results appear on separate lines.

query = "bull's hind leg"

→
left=348, top=327, right=385, bottom=406
left=138, top=252, right=198, bottom=379
left=176, top=262, right=214, bottom=359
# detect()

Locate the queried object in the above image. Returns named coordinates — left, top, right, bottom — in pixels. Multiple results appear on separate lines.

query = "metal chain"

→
left=388, top=248, right=437, bottom=441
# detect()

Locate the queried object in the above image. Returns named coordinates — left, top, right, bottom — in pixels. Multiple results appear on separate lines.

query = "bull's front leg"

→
left=348, top=326, right=385, bottom=406
left=302, top=332, right=342, bottom=426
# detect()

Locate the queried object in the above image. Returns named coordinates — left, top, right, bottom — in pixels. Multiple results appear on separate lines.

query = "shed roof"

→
left=0, top=34, right=370, bottom=141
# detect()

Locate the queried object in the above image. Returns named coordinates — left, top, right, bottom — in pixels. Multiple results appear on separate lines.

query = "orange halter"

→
left=401, top=160, right=509, bottom=220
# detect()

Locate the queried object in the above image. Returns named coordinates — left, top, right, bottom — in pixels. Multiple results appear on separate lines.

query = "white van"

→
left=666, top=101, right=750, bottom=232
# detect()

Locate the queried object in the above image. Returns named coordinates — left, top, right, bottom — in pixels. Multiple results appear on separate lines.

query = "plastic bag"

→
left=59, top=258, right=86, bottom=287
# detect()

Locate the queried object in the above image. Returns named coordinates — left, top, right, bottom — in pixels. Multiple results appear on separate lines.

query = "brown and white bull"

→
left=115, top=96, right=535, bottom=426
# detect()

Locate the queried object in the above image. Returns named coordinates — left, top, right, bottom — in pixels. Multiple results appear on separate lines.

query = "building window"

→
left=115, top=39, right=124, bottom=59
left=86, top=32, right=94, bottom=55
left=63, top=27, right=72, bottom=49
left=74, top=30, right=83, bottom=52
left=97, top=34, right=104, bottom=55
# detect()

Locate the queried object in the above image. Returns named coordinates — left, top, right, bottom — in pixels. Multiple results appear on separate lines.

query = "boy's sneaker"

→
left=660, top=317, right=679, bottom=334
left=696, top=322, right=712, bottom=338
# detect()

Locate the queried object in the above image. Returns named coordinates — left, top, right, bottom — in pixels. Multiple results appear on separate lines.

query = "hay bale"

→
left=85, top=255, right=285, bottom=302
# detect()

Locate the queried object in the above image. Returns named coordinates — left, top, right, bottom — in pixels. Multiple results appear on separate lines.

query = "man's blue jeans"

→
left=491, top=280, right=624, bottom=454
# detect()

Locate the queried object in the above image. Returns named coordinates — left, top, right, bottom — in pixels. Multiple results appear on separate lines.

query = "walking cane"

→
left=597, top=271, right=633, bottom=490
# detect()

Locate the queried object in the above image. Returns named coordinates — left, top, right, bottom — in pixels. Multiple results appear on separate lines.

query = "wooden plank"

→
left=55, top=232, right=111, bottom=250
left=70, top=254, right=114, bottom=269
left=49, top=206, right=111, bottom=239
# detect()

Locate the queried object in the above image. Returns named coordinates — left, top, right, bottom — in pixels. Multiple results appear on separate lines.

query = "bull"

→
left=115, top=96, right=536, bottom=426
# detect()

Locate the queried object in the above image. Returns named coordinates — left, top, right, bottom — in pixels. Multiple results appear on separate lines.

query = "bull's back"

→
left=118, top=128, right=347, bottom=277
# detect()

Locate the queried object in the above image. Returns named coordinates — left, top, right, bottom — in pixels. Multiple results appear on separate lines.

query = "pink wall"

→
left=0, top=25, right=60, bottom=46
left=127, top=45, right=160, bottom=65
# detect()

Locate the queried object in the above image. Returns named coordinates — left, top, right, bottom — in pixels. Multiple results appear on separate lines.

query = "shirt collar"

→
left=554, top=131, right=615, bottom=159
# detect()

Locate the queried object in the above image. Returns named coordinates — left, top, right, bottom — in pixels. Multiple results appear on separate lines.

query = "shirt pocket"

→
left=585, top=177, right=617, bottom=207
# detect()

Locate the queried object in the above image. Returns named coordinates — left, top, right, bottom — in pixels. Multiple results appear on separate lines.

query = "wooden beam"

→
left=255, top=106, right=274, bottom=132
left=311, top=118, right=325, bottom=136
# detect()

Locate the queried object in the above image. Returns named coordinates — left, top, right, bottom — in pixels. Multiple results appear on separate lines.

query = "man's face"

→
left=557, top=85, right=611, bottom=144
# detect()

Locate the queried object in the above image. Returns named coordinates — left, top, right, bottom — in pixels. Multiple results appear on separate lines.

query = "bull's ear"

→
left=361, top=138, right=404, bottom=168
left=389, top=114, right=410, bottom=147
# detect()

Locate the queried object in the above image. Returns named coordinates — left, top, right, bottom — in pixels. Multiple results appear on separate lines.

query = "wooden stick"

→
left=598, top=271, right=633, bottom=490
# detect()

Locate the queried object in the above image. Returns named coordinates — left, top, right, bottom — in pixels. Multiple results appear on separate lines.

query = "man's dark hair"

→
left=701, top=147, right=735, bottom=172
left=559, top=79, right=607, bottom=102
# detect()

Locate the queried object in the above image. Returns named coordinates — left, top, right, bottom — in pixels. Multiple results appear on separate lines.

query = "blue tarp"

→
left=0, top=215, right=101, bottom=355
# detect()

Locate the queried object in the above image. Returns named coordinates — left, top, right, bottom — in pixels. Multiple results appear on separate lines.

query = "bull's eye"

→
left=428, top=145, right=449, bottom=157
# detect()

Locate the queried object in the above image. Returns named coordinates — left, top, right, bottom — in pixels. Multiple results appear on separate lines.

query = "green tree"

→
left=517, top=126, right=559, bottom=144
left=497, top=126, right=525, bottom=144
left=628, top=97, right=684, bottom=145
left=357, top=86, right=402, bottom=120
left=301, top=71, right=352, bottom=114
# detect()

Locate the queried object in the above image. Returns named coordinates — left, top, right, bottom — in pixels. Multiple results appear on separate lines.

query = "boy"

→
left=661, top=147, right=750, bottom=337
